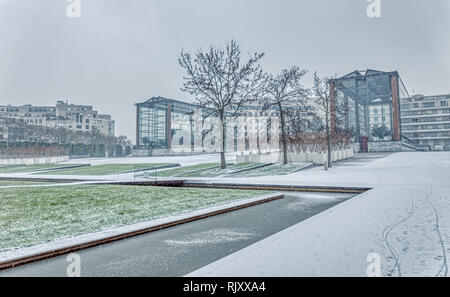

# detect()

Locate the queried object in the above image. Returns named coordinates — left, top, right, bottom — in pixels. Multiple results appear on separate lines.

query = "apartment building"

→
left=401, top=94, right=450, bottom=151
left=0, top=101, right=115, bottom=139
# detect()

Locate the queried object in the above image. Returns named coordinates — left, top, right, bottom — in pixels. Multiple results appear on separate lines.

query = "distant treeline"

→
left=1, top=118, right=132, bottom=158
left=0, top=144, right=68, bottom=158
left=0, top=142, right=132, bottom=158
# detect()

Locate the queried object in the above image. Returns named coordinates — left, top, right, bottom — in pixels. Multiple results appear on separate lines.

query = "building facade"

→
left=137, top=70, right=450, bottom=155
left=0, top=101, right=115, bottom=139
left=400, top=94, right=450, bottom=151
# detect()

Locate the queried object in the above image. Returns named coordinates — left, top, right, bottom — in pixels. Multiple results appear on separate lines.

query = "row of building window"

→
left=401, top=101, right=449, bottom=110
left=402, top=109, right=450, bottom=117
left=403, top=124, right=450, bottom=130
left=405, top=131, right=450, bottom=137
left=420, top=139, right=450, bottom=145
left=402, top=117, right=450, bottom=124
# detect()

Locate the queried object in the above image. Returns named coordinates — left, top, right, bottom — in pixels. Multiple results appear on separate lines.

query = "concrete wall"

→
left=368, top=141, right=403, bottom=152
left=130, top=149, right=150, bottom=157
left=0, top=155, right=69, bottom=165
left=367, top=140, right=417, bottom=152
left=236, top=149, right=354, bottom=165
left=351, top=140, right=418, bottom=153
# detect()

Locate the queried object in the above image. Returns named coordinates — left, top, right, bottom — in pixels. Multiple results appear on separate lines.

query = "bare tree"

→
left=179, top=40, right=265, bottom=169
left=312, top=72, right=334, bottom=169
left=262, top=66, right=309, bottom=165
left=0, top=116, right=131, bottom=157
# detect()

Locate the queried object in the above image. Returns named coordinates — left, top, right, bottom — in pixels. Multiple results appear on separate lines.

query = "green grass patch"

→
left=0, top=164, right=78, bottom=174
left=36, top=163, right=174, bottom=176
left=0, top=185, right=271, bottom=251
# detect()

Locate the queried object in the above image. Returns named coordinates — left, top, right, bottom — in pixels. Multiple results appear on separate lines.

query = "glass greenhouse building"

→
left=136, top=97, right=195, bottom=150
left=329, top=69, right=411, bottom=150
left=135, top=97, right=280, bottom=153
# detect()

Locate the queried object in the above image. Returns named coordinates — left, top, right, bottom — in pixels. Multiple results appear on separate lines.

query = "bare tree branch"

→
left=179, top=40, right=265, bottom=168
left=261, top=66, right=309, bottom=164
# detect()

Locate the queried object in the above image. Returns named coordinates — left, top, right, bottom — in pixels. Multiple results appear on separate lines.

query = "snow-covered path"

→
left=187, top=152, right=450, bottom=277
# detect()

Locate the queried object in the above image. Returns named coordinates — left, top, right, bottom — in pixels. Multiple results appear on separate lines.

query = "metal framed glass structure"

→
left=330, top=69, right=410, bottom=147
left=136, top=97, right=195, bottom=149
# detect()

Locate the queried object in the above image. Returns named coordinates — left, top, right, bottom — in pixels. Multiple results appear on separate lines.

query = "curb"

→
left=0, top=177, right=94, bottom=183
left=183, top=182, right=370, bottom=194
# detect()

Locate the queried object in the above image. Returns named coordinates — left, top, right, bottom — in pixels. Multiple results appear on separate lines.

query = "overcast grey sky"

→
left=1, top=0, right=449, bottom=141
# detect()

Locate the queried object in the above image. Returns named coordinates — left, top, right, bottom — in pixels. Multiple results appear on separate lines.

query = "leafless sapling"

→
left=262, top=66, right=309, bottom=165
left=313, top=72, right=335, bottom=168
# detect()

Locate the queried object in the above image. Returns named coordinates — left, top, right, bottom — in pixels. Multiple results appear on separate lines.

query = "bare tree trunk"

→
left=326, top=110, right=332, bottom=168
left=256, top=118, right=261, bottom=155
left=280, top=112, right=288, bottom=165
left=220, top=116, right=226, bottom=169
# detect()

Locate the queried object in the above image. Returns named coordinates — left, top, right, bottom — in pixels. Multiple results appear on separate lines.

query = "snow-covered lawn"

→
left=34, top=163, right=175, bottom=176
left=62, top=153, right=237, bottom=167
left=0, top=154, right=236, bottom=180
left=147, top=163, right=220, bottom=177
left=230, top=163, right=312, bottom=178
left=180, top=163, right=268, bottom=177
left=0, top=184, right=270, bottom=252
left=151, top=162, right=308, bottom=178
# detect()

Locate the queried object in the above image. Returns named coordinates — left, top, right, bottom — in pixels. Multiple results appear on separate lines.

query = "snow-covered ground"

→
left=2, top=152, right=449, bottom=276
left=185, top=152, right=450, bottom=277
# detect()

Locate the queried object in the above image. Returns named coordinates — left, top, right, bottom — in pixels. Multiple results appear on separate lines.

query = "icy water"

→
left=1, top=191, right=354, bottom=277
